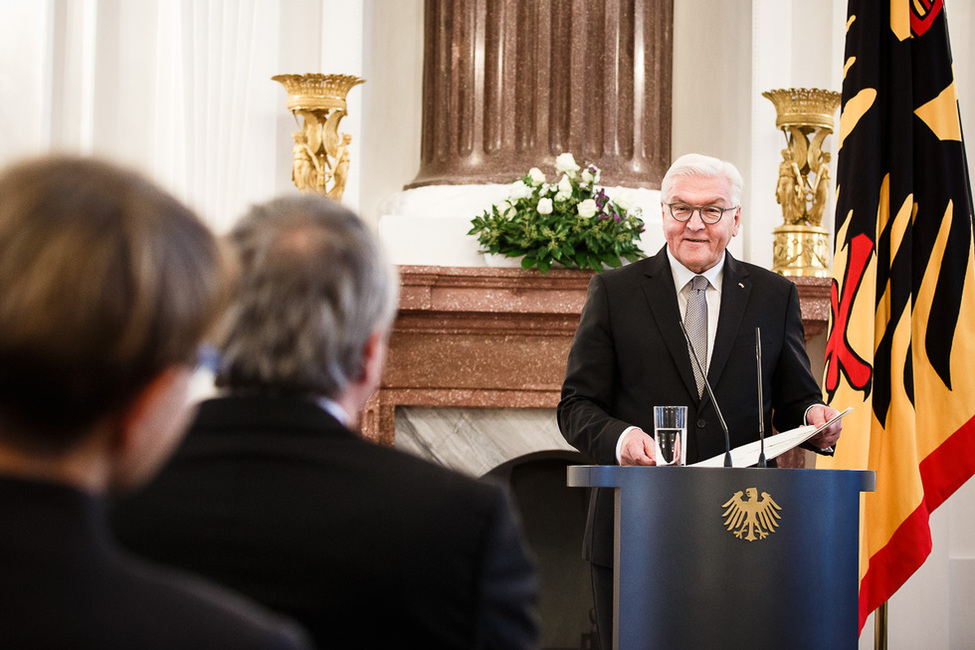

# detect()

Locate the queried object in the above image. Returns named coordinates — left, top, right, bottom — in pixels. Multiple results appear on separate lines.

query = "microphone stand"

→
left=679, top=320, right=733, bottom=467
left=756, top=327, right=767, bottom=468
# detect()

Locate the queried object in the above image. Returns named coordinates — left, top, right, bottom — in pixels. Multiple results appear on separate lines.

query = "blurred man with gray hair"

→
left=112, top=195, right=540, bottom=649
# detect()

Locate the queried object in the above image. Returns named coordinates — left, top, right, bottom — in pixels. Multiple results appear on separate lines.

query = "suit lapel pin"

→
left=738, top=282, right=745, bottom=289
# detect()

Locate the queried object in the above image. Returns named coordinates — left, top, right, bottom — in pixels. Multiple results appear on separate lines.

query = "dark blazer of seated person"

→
left=0, top=156, right=309, bottom=650
left=111, top=195, right=540, bottom=650
left=0, top=476, right=309, bottom=650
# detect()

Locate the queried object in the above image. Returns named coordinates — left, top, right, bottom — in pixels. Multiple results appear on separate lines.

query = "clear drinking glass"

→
left=653, top=406, right=688, bottom=466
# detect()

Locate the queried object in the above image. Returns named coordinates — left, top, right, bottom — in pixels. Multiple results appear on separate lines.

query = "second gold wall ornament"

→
left=763, top=88, right=842, bottom=277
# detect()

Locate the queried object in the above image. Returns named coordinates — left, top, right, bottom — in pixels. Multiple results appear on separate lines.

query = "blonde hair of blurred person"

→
left=0, top=155, right=235, bottom=492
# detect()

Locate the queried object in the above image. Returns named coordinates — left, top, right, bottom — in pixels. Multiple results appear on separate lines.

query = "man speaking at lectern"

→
left=558, top=153, right=843, bottom=648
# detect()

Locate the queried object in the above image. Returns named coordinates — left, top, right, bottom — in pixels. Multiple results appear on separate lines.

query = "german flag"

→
left=821, top=0, right=975, bottom=633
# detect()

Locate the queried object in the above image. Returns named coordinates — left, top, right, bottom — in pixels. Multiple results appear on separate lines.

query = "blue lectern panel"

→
left=567, top=466, right=875, bottom=650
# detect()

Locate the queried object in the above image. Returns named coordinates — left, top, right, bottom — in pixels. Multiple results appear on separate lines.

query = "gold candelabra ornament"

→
left=762, top=88, right=841, bottom=277
left=272, top=73, right=365, bottom=200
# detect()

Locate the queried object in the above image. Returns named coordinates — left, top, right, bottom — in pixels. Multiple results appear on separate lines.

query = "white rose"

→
left=528, top=167, right=546, bottom=184
left=555, top=152, right=580, bottom=175
left=498, top=200, right=516, bottom=218
left=557, top=174, right=573, bottom=195
left=555, top=191, right=571, bottom=202
left=578, top=198, right=598, bottom=218
left=614, top=190, right=635, bottom=211
left=537, top=197, right=554, bottom=214
left=508, top=180, right=532, bottom=201
left=581, top=168, right=594, bottom=184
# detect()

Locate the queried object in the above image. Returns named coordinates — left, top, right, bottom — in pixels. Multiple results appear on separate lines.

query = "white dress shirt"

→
left=316, top=397, right=351, bottom=428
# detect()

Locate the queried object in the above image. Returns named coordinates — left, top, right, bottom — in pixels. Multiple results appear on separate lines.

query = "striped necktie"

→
left=684, top=275, right=709, bottom=396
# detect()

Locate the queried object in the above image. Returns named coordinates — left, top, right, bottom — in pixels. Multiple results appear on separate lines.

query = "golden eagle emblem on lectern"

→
left=722, top=487, right=781, bottom=541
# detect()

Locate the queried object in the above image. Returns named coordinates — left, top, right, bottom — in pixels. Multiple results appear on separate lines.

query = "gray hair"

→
left=216, top=195, right=399, bottom=399
left=660, top=153, right=744, bottom=205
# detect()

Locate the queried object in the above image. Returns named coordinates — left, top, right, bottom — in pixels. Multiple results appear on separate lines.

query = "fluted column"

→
left=408, top=0, right=673, bottom=189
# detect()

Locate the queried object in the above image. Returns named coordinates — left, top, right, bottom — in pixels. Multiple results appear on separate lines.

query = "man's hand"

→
left=806, top=404, right=842, bottom=449
left=620, top=428, right=656, bottom=466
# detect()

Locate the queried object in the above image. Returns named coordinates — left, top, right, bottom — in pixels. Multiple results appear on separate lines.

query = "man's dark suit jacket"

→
left=111, top=396, right=540, bottom=649
left=0, top=475, right=309, bottom=649
left=558, top=247, right=825, bottom=567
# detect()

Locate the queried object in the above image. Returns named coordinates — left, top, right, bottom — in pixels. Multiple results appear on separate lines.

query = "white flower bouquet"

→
left=468, top=153, right=645, bottom=273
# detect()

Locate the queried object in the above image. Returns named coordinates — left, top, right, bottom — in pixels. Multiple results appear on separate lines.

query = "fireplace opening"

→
left=488, top=451, right=598, bottom=650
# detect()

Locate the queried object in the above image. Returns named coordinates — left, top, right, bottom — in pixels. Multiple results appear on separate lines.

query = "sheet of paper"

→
left=691, top=407, right=852, bottom=468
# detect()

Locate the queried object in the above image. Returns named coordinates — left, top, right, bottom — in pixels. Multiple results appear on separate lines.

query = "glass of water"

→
left=653, top=406, right=688, bottom=466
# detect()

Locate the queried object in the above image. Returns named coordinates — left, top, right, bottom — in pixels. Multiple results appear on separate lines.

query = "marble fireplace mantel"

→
left=360, top=265, right=832, bottom=450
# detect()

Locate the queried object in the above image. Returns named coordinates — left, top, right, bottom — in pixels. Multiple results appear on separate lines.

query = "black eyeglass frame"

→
left=664, top=202, right=739, bottom=225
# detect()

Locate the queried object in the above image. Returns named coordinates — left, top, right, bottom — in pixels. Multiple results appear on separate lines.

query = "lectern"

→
left=567, top=466, right=875, bottom=649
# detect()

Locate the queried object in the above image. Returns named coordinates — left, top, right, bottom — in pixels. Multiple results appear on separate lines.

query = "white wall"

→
left=359, top=1, right=423, bottom=230
left=1, top=1, right=973, bottom=646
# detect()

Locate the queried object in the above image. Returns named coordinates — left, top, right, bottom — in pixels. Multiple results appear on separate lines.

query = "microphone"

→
left=678, top=320, right=733, bottom=467
left=756, top=327, right=767, bottom=468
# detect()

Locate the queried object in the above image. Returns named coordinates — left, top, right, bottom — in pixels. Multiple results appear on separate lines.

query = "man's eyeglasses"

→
left=665, top=202, right=738, bottom=225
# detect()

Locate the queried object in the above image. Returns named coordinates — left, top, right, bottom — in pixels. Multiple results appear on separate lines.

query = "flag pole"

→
left=874, top=602, right=888, bottom=650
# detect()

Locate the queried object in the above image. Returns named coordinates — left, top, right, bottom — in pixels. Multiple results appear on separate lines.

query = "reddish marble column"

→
left=408, top=0, right=674, bottom=189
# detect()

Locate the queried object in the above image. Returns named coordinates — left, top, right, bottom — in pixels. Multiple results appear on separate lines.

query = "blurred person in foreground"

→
left=0, top=156, right=310, bottom=649
left=111, top=195, right=540, bottom=649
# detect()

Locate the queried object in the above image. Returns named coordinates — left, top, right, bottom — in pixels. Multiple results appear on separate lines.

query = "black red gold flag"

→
left=822, top=0, right=975, bottom=633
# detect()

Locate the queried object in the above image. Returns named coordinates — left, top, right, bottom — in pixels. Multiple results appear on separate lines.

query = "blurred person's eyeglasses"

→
left=190, top=344, right=220, bottom=372
left=665, top=203, right=738, bottom=225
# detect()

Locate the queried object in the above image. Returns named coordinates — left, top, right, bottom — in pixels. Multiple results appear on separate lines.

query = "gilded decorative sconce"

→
left=762, top=88, right=841, bottom=277
left=272, top=73, right=365, bottom=201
